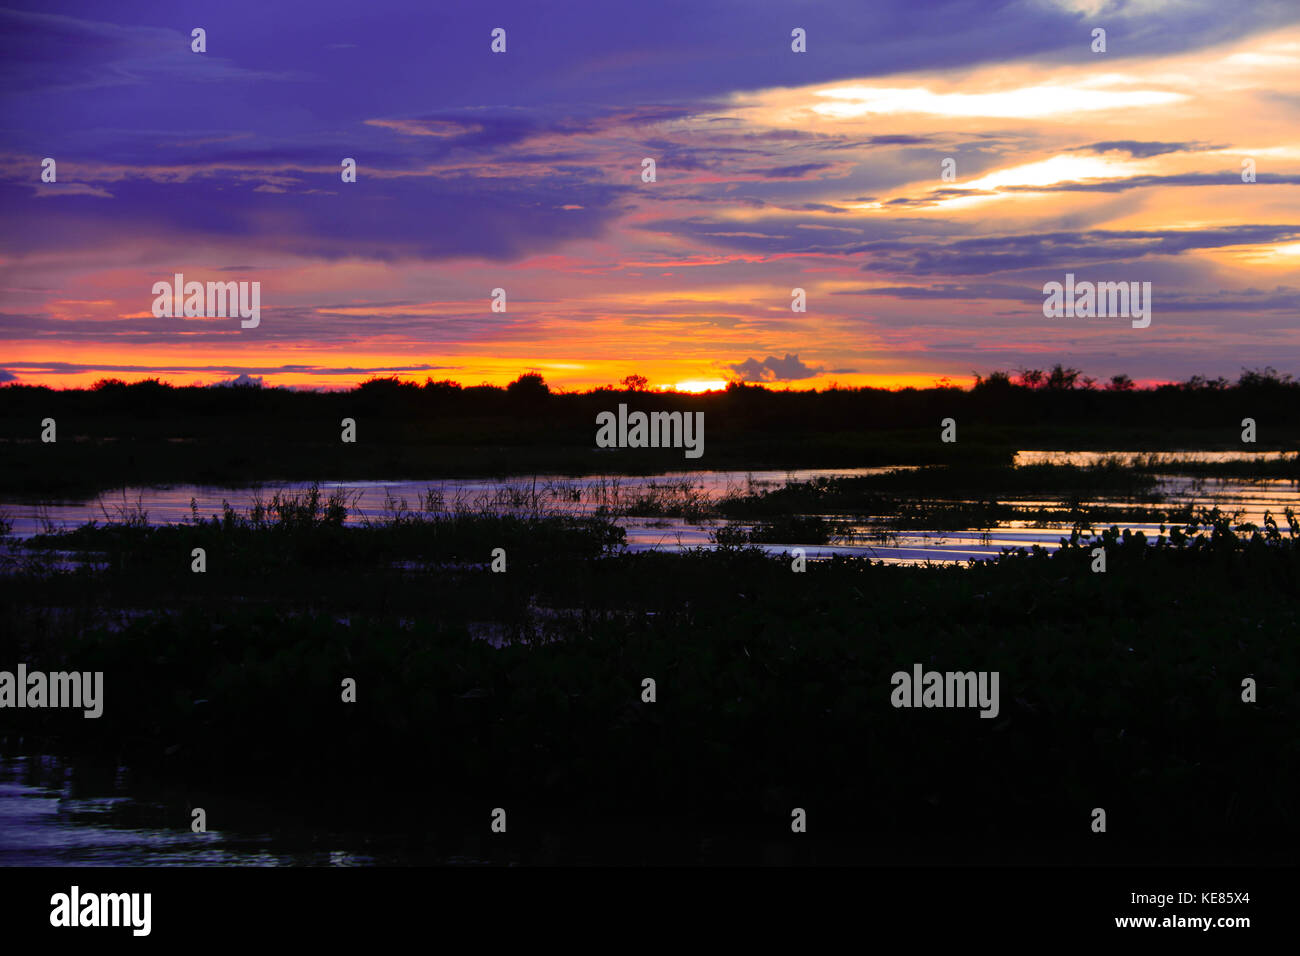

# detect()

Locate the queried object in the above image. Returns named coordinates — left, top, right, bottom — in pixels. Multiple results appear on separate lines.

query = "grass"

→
left=1104, top=451, right=1300, bottom=480
left=708, top=462, right=1199, bottom=532
left=2, top=499, right=1297, bottom=863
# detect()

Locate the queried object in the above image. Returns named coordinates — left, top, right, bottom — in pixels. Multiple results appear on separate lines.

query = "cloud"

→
left=834, top=282, right=1034, bottom=300
left=1068, top=140, right=1219, bottom=158
left=0, top=7, right=308, bottom=96
left=33, top=183, right=114, bottom=199
left=0, top=368, right=16, bottom=383
left=210, top=373, right=264, bottom=387
left=759, top=163, right=835, bottom=179
left=0, top=362, right=455, bottom=377
left=728, top=354, right=821, bottom=382
left=833, top=282, right=1300, bottom=314
left=997, top=172, right=1300, bottom=194
left=857, top=225, right=1300, bottom=275
left=878, top=172, right=1300, bottom=208
left=3, top=0, right=1299, bottom=391
left=0, top=172, right=631, bottom=262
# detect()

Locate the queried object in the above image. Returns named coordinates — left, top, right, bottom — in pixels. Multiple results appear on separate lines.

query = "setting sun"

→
left=664, top=379, right=730, bottom=393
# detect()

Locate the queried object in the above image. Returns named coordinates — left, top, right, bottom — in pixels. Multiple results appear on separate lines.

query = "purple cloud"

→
left=729, top=354, right=821, bottom=382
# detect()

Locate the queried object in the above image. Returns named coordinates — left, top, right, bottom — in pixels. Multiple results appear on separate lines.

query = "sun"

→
left=662, top=379, right=729, bottom=393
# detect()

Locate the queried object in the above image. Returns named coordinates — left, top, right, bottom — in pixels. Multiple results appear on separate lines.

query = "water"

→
left=0, top=755, right=353, bottom=866
left=2, top=452, right=1294, bottom=863
left=0, top=754, right=723, bottom=866
left=0, top=754, right=540, bottom=865
left=2, top=455, right=1296, bottom=565
left=1012, top=450, right=1295, bottom=466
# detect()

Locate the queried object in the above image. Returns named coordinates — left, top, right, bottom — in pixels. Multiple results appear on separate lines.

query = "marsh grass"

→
left=23, top=481, right=626, bottom=586
left=1124, top=451, right=1300, bottom=480
left=712, top=514, right=855, bottom=546
left=3, top=511, right=1297, bottom=863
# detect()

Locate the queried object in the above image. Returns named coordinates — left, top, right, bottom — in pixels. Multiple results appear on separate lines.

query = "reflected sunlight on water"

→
left=2, top=458, right=1296, bottom=565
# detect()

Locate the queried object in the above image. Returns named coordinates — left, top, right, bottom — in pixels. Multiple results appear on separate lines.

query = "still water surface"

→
left=2, top=452, right=1294, bottom=864
left=3, top=453, right=1295, bottom=564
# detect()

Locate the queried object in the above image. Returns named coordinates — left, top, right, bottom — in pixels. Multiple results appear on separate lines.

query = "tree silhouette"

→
left=507, top=372, right=550, bottom=399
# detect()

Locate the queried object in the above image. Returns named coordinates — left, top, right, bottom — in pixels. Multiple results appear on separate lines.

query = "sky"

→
left=1, top=0, right=1298, bottom=392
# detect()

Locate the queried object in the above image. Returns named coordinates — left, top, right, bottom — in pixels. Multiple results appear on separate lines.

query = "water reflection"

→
left=0, top=755, right=498, bottom=866
left=3, top=453, right=1295, bottom=864
left=2, top=458, right=1296, bottom=566
left=1014, top=449, right=1294, bottom=466
left=0, top=755, right=292, bottom=866
left=0, top=755, right=703, bottom=866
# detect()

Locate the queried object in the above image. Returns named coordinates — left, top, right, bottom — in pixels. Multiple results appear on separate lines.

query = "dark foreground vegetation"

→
left=710, top=457, right=1300, bottom=539
left=1, top=366, right=1297, bottom=495
left=2, top=491, right=1296, bottom=863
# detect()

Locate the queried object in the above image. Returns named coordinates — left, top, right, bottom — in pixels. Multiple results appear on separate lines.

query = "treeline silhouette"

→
left=3, top=364, right=1297, bottom=425
left=1, top=365, right=1296, bottom=494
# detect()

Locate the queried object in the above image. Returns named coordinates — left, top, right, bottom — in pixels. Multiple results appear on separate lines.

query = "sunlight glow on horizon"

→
left=4, top=15, right=1298, bottom=392
left=663, top=379, right=731, bottom=393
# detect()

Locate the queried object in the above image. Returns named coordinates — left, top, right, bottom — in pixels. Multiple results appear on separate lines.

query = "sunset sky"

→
left=2, top=0, right=1298, bottom=391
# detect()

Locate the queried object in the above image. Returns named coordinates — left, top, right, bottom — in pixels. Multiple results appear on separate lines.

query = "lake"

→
left=2, top=452, right=1296, bottom=565
left=2, top=450, right=1295, bottom=865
